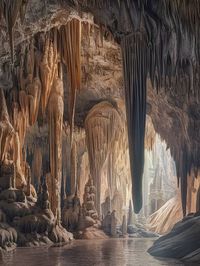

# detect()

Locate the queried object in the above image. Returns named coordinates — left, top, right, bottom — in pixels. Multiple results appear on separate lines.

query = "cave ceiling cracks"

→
left=0, top=0, right=200, bottom=215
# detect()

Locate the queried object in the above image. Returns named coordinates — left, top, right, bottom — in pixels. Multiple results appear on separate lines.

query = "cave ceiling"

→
left=0, top=0, right=199, bottom=214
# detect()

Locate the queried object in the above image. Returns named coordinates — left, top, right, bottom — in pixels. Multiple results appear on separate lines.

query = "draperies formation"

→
left=0, top=18, right=81, bottom=221
left=85, top=102, right=123, bottom=215
left=60, top=19, right=81, bottom=197
left=60, top=19, right=81, bottom=149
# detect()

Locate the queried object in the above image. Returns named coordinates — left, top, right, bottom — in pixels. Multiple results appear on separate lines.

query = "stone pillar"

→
left=122, top=215, right=127, bottom=236
left=48, top=77, right=64, bottom=223
left=111, top=210, right=117, bottom=237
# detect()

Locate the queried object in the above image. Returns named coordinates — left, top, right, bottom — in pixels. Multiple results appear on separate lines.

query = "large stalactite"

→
left=121, top=33, right=148, bottom=213
left=40, top=30, right=58, bottom=117
left=60, top=18, right=81, bottom=147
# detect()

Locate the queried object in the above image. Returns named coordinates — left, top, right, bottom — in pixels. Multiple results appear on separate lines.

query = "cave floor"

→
left=0, top=239, right=186, bottom=266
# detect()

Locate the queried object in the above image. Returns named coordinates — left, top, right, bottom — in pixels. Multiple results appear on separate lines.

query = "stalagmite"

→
left=12, top=131, right=26, bottom=188
left=122, top=215, right=127, bottom=236
left=111, top=210, right=117, bottom=237
left=48, top=77, right=64, bottom=222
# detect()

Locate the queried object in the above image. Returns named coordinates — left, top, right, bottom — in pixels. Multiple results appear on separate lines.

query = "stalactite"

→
left=0, top=88, right=14, bottom=162
left=121, top=33, right=148, bottom=214
left=60, top=19, right=81, bottom=147
left=40, top=30, right=58, bottom=116
left=27, top=77, right=41, bottom=126
left=48, top=77, right=64, bottom=223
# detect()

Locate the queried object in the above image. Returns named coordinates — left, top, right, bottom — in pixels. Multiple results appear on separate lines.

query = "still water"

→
left=0, top=239, right=194, bottom=266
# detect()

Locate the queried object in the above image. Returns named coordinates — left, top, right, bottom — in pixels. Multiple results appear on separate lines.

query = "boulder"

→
left=148, top=216, right=200, bottom=259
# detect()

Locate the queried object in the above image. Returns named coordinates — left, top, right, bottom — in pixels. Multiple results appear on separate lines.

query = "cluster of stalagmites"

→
left=101, top=205, right=159, bottom=239
left=61, top=177, right=105, bottom=239
left=0, top=162, right=72, bottom=251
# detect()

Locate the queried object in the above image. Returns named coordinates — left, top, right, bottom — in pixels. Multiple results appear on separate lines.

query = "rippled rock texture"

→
left=148, top=214, right=200, bottom=262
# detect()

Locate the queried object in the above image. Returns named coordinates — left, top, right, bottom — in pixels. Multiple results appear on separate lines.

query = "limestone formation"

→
left=48, top=77, right=64, bottom=222
left=102, top=211, right=111, bottom=235
left=85, top=102, right=123, bottom=215
left=122, top=215, right=127, bottom=237
left=0, top=1, right=199, bottom=261
left=0, top=88, right=14, bottom=163
left=62, top=194, right=80, bottom=232
left=110, top=210, right=118, bottom=237
left=83, top=177, right=98, bottom=220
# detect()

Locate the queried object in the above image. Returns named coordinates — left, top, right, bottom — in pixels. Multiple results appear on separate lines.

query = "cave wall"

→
left=9, top=17, right=132, bottom=226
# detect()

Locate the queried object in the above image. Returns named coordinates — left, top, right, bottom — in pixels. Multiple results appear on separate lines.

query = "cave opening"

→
left=142, top=120, right=178, bottom=235
left=0, top=1, right=200, bottom=265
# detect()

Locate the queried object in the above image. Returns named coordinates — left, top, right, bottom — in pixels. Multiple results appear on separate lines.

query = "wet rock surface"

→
left=148, top=214, right=200, bottom=261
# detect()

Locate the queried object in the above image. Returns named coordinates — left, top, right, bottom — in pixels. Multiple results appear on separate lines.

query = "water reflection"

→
left=0, top=239, right=190, bottom=266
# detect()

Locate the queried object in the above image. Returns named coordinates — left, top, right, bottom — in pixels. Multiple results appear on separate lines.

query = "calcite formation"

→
left=0, top=0, right=199, bottom=261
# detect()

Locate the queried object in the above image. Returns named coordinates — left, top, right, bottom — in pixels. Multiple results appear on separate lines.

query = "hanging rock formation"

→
left=0, top=88, right=14, bottom=162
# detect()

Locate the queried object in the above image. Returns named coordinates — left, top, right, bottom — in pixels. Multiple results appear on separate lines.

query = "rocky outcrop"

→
left=0, top=163, right=72, bottom=250
left=148, top=214, right=200, bottom=261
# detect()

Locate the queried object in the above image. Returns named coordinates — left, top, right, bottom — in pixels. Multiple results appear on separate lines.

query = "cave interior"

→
left=0, top=0, right=200, bottom=263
